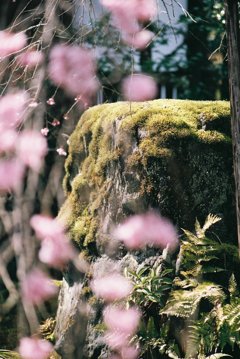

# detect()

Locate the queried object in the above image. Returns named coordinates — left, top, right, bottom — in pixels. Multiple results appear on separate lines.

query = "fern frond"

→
left=0, top=350, right=20, bottom=359
left=161, top=283, right=225, bottom=318
left=194, top=214, right=221, bottom=239
left=222, top=303, right=240, bottom=331
left=181, top=229, right=199, bottom=244
left=202, top=214, right=222, bottom=234
left=228, top=274, right=239, bottom=296
left=205, top=354, right=232, bottom=359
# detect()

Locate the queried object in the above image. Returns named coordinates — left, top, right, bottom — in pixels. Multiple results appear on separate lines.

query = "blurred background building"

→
left=75, top=0, right=228, bottom=102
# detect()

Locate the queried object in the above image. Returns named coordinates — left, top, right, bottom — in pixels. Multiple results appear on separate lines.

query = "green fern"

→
left=0, top=350, right=20, bottom=359
left=161, top=283, right=225, bottom=318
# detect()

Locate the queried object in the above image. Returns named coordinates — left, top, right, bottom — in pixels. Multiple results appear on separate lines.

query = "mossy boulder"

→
left=55, top=99, right=236, bottom=358
left=60, top=99, right=236, bottom=253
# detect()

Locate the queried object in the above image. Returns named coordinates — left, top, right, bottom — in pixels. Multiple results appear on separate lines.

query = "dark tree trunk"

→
left=225, top=0, right=240, bottom=252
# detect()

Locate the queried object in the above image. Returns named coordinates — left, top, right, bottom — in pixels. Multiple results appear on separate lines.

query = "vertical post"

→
left=225, top=0, right=240, bottom=252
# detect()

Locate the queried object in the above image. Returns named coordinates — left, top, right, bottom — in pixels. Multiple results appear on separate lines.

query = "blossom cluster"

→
left=48, top=45, right=99, bottom=104
left=113, top=212, right=178, bottom=250
left=100, top=0, right=158, bottom=102
left=0, top=92, right=47, bottom=191
left=30, top=214, right=74, bottom=269
left=91, top=272, right=140, bottom=358
left=19, top=337, right=53, bottom=359
left=0, top=30, right=27, bottom=58
left=19, top=215, right=75, bottom=358
left=21, top=215, right=74, bottom=310
left=100, top=0, right=156, bottom=49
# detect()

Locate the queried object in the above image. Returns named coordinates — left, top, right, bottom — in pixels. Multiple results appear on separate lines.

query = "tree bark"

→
left=225, top=0, right=240, bottom=252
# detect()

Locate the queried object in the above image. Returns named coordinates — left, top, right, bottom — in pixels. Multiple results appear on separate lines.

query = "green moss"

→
left=39, top=317, right=56, bottom=343
left=60, top=99, right=235, bottom=252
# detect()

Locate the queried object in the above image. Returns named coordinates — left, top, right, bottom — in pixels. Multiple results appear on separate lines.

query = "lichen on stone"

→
left=59, top=99, right=236, bottom=254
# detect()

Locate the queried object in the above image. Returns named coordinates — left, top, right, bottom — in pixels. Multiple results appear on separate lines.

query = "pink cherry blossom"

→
left=28, top=101, right=38, bottom=108
left=104, top=331, right=129, bottom=349
left=112, top=11, right=140, bottom=35
left=120, top=346, right=140, bottom=359
left=0, top=129, right=17, bottom=152
left=113, top=212, right=178, bottom=250
left=19, top=337, right=53, bottom=359
left=16, top=50, right=44, bottom=68
left=91, top=274, right=132, bottom=302
left=21, top=269, right=57, bottom=305
left=0, top=92, right=28, bottom=130
left=0, top=31, right=27, bottom=58
left=123, top=29, right=154, bottom=50
left=101, top=0, right=156, bottom=24
left=38, top=235, right=74, bottom=269
left=17, top=130, right=47, bottom=171
left=0, top=159, right=25, bottom=191
left=56, top=147, right=67, bottom=156
left=30, top=214, right=65, bottom=240
left=100, top=0, right=156, bottom=49
left=103, top=306, right=141, bottom=335
left=30, top=214, right=74, bottom=268
left=46, top=97, right=55, bottom=105
left=134, top=0, right=157, bottom=22
left=48, top=45, right=98, bottom=102
left=101, top=0, right=139, bottom=34
left=41, top=128, right=49, bottom=136
left=122, top=74, right=157, bottom=101
left=52, top=119, right=60, bottom=126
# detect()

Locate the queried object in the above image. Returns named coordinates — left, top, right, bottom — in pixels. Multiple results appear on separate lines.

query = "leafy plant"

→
left=128, top=215, right=240, bottom=358
left=127, top=262, right=174, bottom=307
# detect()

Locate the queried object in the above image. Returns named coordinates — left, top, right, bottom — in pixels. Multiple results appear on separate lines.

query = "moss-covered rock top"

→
left=59, top=99, right=236, bottom=254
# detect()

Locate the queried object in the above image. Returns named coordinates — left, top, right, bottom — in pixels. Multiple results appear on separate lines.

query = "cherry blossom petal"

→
left=113, top=212, right=178, bottom=250
left=0, top=92, right=28, bottom=130
left=46, top=97, right=55, bottom=105
left=104, top=331, right=129, bottom=349
left=0, top=159, right=25, bottom=191
left=101, top=0, right=156, bottom=23
left=91, top=274, right=132, bottom=302
left=56, top=147, right=67, bottom=156
left=41, top=128, right=49, bottom=136
left=135, top=0, right=157, bottom=22
left=28, top=101, right=38, bottom=108
left=48, top=45, right=98, bottom=101
left=100, top=0, right=156, bottom=45
left=122, top=74, right=157, bottom=101
left=52, top=119, right=60, bottom=126
left=103, top=306, right=141, bottom=335
left=0, top=31, right=27, bottom=58
left=120, top=346, right=140, bottom=359
left=101, top=0, right=139, bottom=34
left=16, top=50, right=44, bottom=68
left=17, top=130, right=47, bottom=171
left=21, top=269, right=57, bottom=305
left=30, top=214, right=65, bottom=240
left=123, top=30, right=154, bottom=49
left=19, top=337, right=53, bottom=359
left=0, top=129, right=17, bottom=152
left=39, top=235, right=74, bottom=269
